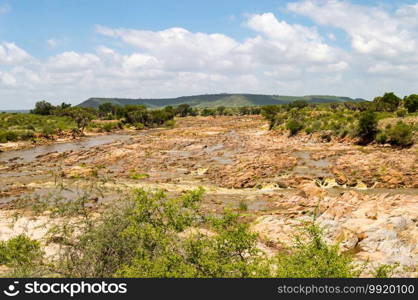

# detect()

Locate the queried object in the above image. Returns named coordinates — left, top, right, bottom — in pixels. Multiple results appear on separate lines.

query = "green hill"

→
left=78, top=93, right=366, bottom=109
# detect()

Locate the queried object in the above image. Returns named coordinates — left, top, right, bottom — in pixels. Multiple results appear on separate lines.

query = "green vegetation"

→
left=262, top=92, right=417, bottom=147
left=356, top=110, right=378, bottom=144
left=0, top=235, right=42, bottom=267
left=373, top=92, right=402, bottom=112
left=7, top=188, right=373, bottom=278
left=376, top=121, right=414, bottom=147
left=404, top=94, right=418, bottom=113
left=0, top=112, right=76, bottom=142
left=2, top=92, right=416, bottom=147
left=286, top=119, right=304, bottom=136
left=274, top=224, right=357, bottom=278
left=78, top=94, right=365, bottom=109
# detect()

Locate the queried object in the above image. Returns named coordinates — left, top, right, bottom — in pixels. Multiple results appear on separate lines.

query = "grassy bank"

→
left=0, top=113, right=77, bottom=143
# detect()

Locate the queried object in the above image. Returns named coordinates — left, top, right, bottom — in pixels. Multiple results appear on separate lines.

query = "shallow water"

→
left=290, top=150, right=335, bottom=177
left=0, top=134, right=132, bottom=163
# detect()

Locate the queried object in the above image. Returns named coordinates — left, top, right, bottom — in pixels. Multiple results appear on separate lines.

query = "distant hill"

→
left=78, top=93, right=366, bottom=109
left=0, top=109, right=30, bottom=113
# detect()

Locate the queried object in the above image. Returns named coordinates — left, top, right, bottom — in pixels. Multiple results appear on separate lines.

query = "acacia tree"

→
left=31, top=101, right=54, bottom=115
left=261, top=105, right=281, bottom=130
left=60, top=107, right=95, bottom=132
left=373, top=92, right=401, bottom=112
left=356, top=110, right=378, bottom=144
left=176, top=104, right=193, bottom=117
left=404, top=94, right=418, bottom=113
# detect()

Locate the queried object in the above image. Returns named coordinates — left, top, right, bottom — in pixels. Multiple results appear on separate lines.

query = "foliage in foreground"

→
left=32, top=189, right=358, bottom=278
left=274, top=225, right=358, bottom=278
left=1, top=189, right=401, bottom=278
left=0, top=234, right=43, bottom=277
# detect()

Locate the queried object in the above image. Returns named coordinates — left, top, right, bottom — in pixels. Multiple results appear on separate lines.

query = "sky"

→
left=1, top=0, right=418, bottom=109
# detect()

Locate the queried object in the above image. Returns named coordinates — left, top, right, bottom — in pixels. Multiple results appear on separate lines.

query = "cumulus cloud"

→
left=0, top=3, right=10, bottom=14
left=1, top=2, right=418, bottom=109
left=0, top=43, right=31, bottom=65
left=287, top=0, right=418, bottom=60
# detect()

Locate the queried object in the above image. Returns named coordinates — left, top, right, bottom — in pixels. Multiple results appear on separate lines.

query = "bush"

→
left=274, top=224, right=357, bottom=278
left=286, top=119, right=304, bottom=136
left=0, top=130, right=18, bottom=142
left=0, top=235, right=42, bottom=267
left=134, top=122, right=145, bottom=130
left=373, top=92, right=401, bottom=112
left=31, top=100, right=54, bottom=115
left=164, top=120, right=176, bottom=128
left=356, top=110, right=378, bottom=144
left=41, top=126, right=56, bottom=138
left=404, top=94, right=418, bottom=113
left=56, top=188, right=270, bottom=278
left=375, top=132, right=388, bottom=144
left=384, top=121, right=413, bottom=147
left=396, top=108, right=407, bottom=118
left=15, top=188, right=396, bottom=278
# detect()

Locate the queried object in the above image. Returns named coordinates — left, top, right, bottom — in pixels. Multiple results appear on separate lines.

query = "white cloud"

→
left=287, top=0, right=418, bottom=60
left=47, top=52, right=100, bottom=71
left=0, top=3, right=10, bottom=14
left=47, top=39, right=58, bottom=48
left=0, top=71, right=16, bottom=86
left=327, top=33, right=336, bottom=41
left=2, top=3, right=418, bottom=109
left=0, top=43, right=31, bottom=65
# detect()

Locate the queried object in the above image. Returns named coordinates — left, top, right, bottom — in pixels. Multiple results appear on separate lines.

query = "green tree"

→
left=61, top=107, right=95, bottom=132
left=290, top=100, right=308, bottom=109
left=384, top=121, right=413, bottom=147
left=31, top=101, right=54, bottom=115
left=356, top=110, right=378, bottom=144
left=176, top=104, right=193, bottom=117
left=404, top=94, right=418, bottom=113
left=373, top=92, right=401, bottom=112
left=286, top=119, right=304, bottom=136
left=261, top=105, right=280, bottom=130
left=216, top=106, right=226, bottom=116
left=98, top=103, right=118, bottom=119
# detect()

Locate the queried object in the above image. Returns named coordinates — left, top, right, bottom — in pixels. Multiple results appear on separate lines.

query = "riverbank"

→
left=0, top=115, right=417, bottom=276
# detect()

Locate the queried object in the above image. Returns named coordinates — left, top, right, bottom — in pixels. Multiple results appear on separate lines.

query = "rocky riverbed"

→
left=0, top=115, right=417, bottom=276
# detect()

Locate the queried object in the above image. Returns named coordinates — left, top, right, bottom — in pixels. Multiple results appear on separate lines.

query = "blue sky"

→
left=1, top=0, right=418, bottom=108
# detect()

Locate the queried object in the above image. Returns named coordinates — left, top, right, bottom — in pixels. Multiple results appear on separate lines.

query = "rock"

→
left=335, top=173, right=347, bottom=185
left=299, top=182, right=324, bottom=199
left=61, top=166, right=95, bottom=178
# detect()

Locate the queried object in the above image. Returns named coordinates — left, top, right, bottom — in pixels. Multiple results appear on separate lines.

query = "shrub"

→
left=31, top=100, right=54, bottom=115
left=102, top=123, right=115, bottom=132
left=0, top=235, right=42, bottom=267
left=274, top=224, right=357, bottom=278
left=129, top=172, right=150, bottom=180
left=373, top=264, right=397, bottom=278
left=375, top=132, right=388, bottom=144
left=52, top=188, right=270, bottom=277
left=18, top=188, right=395, bottom=278
left=356, top=110, right=378, bottom=144
left=0, top=130, right=18, bottom=142
left=373, top=92, right=401, bottom=112
left=396, top=108, right=407, bottom=117
left=261, top=105, right=281, bottom=130
left=404, top=94, right=418, bottom=113
left=164, top=120, right=176, bottom=128
left=286, top=119, right=304, bottom=136
left=134, top=122, right=145, bottom=130
left=41, top=126, right=56, bottom=138
left=384, top=121, right=414, bottom=147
